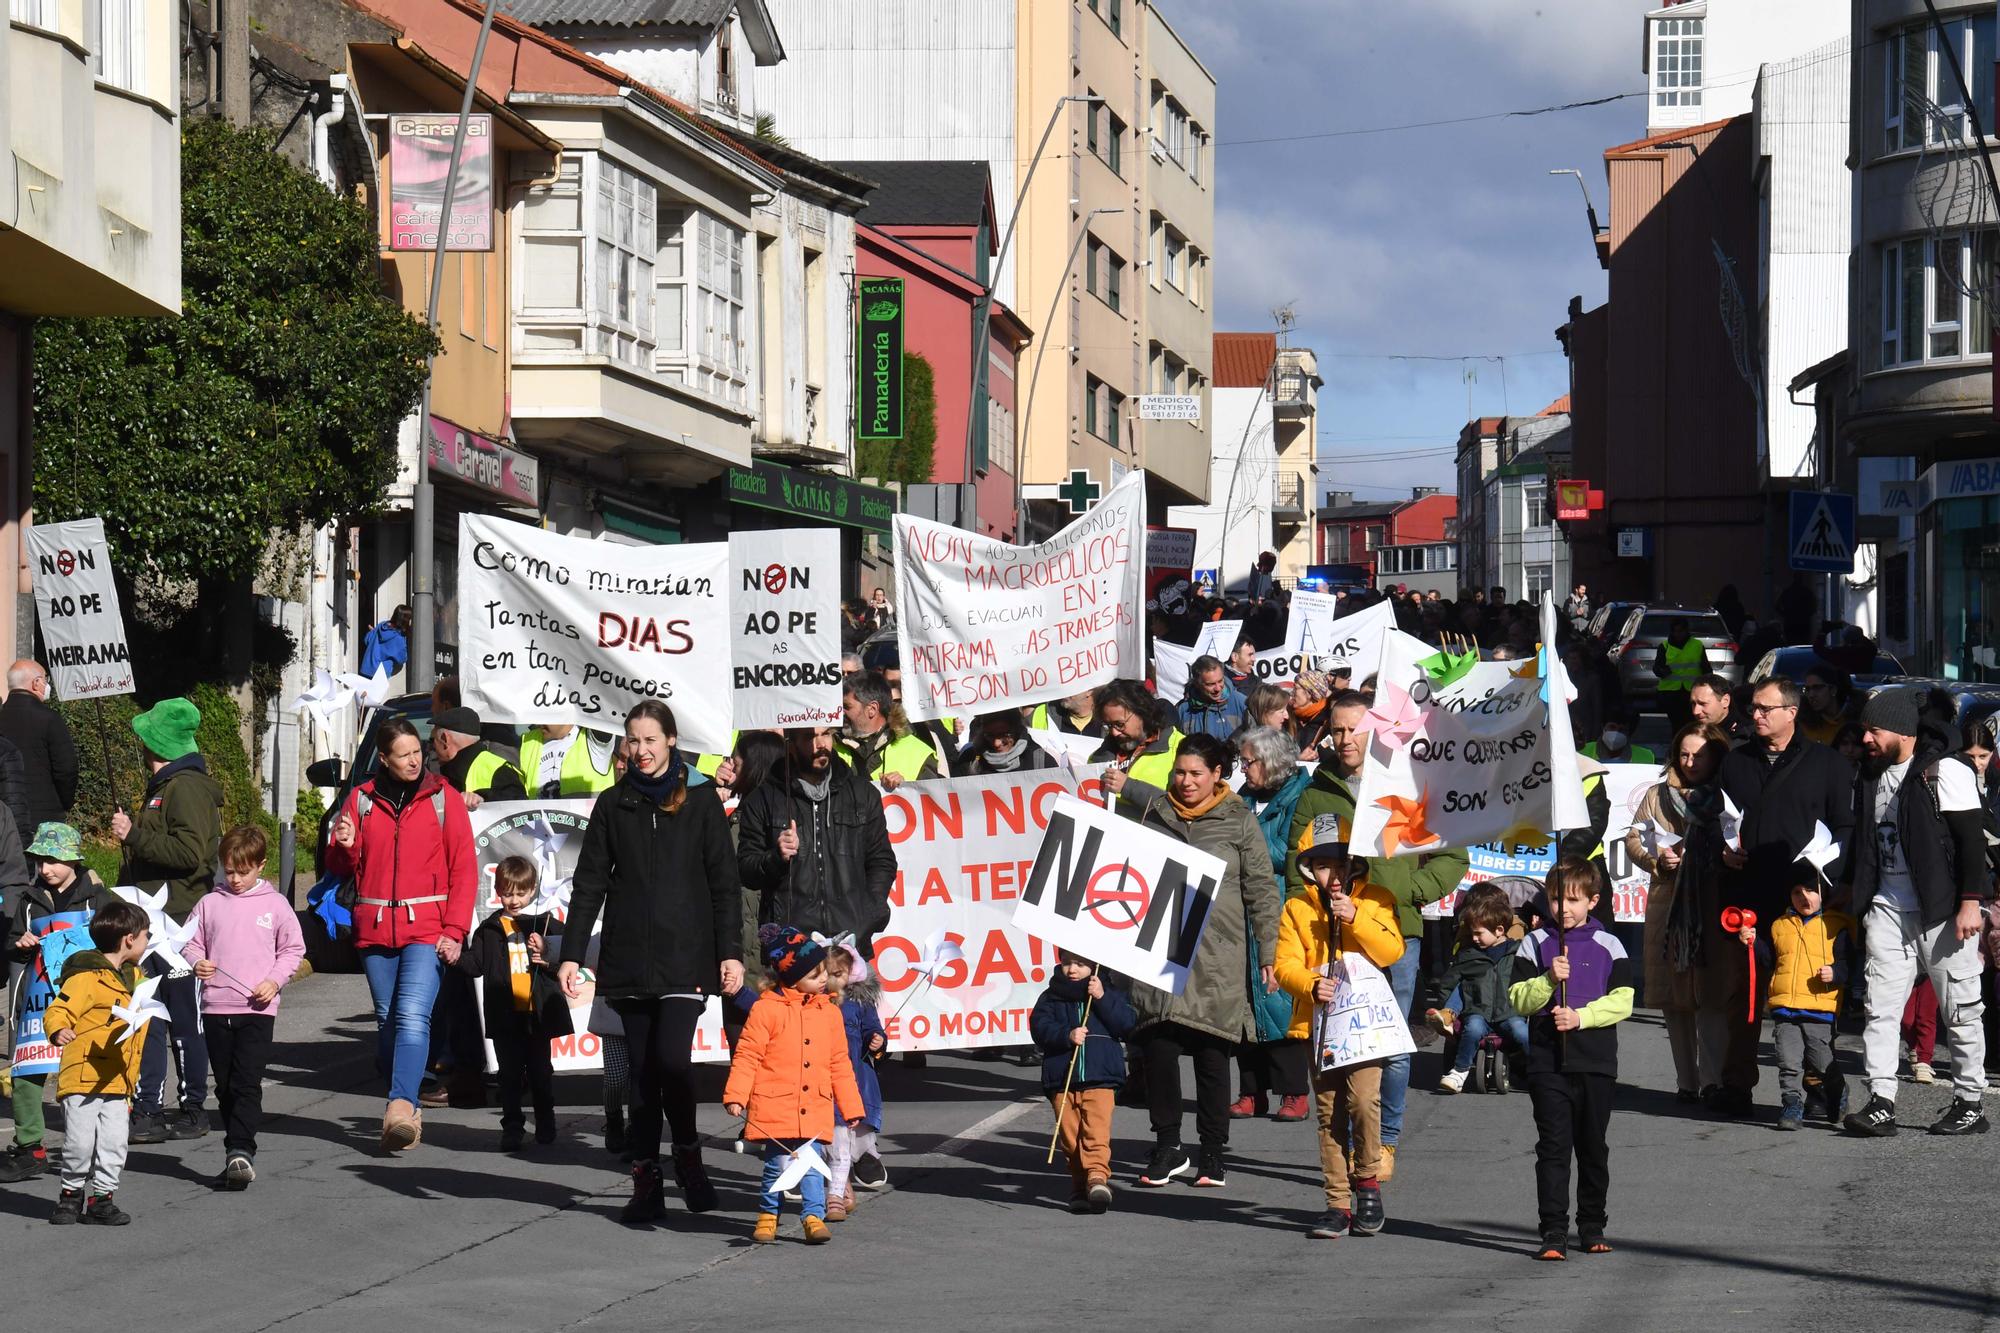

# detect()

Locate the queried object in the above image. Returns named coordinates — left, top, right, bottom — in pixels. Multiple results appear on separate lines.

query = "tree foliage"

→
left=32, top=117, right=439, bottom=581
left=856, top=351, right=937, bottom=485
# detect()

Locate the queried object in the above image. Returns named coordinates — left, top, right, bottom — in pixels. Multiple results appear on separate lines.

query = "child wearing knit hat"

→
left=724, top=924, right=866, bottom=1244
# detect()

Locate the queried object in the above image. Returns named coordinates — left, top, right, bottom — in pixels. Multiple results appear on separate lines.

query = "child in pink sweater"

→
left=183, top=825, right=306, bottom=1191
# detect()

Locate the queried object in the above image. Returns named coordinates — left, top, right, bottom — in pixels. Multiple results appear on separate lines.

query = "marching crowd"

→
left=0, top=567, right=1992, bottom=1260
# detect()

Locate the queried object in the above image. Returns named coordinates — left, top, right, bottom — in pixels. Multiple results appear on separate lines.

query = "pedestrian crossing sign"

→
left=1787, top=490, right=1855, bottom=574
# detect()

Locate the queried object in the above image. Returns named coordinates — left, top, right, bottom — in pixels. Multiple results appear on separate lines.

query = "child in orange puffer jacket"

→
left=724, top=924, right=865, bottom=1245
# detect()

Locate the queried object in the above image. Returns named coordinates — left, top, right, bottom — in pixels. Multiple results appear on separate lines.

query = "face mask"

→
left=1601, top=728, right=1628, bottom=751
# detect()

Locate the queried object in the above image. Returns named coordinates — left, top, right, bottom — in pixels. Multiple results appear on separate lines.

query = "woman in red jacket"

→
left=325, top=716, right=476, bottom=1153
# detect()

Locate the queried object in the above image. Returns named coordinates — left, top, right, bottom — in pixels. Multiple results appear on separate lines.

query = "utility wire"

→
left=1220, top=91, right=1643, bottom=148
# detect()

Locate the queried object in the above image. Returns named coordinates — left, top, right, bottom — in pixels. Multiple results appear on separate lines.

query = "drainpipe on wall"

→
left=311, top=73, right=348, bottom=190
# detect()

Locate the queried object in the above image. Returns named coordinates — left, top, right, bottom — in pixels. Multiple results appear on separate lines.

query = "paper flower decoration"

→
left=111, top=976, right=172, bottom=1045
left=294, top=668, right=354, bottom=730
left=1417, top=649, right=1478, bottom=691
left=1794, top=820, right=1839, bottom=881
left=336, top=663, right=395, bottom=711
left=1375, top=792, right=1440, bottom=854
left=769, top=1141, right=833, bottom=1193
left=1358, top=682, right=1428, bottom=751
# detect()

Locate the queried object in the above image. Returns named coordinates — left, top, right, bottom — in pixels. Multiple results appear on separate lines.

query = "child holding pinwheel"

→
left=44, top=899, right=154, bottom=1226
left=1030, top=947, right=1137, bottom=1214
left=724, top=925, right=865, bottom=1245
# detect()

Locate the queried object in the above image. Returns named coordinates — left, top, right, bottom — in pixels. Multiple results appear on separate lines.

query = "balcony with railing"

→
left=1273, top=470, right=1308, bottom=520
left=1271, top=347, right=1319, bottom=417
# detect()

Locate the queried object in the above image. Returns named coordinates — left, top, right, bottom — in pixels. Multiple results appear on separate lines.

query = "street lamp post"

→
left=1013, top=205, right=1125, bottom=540
left=1547, top=168, right=1603, bottom=249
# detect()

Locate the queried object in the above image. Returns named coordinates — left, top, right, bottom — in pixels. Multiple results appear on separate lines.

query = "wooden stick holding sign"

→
left=1046, top=959, right=1103, bottom=1165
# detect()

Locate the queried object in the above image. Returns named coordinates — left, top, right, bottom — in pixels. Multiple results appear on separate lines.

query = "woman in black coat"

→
left=558, top=700, right=743, bottom=1224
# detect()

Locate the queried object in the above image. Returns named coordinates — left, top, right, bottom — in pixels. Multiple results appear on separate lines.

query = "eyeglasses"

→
left=1749, top=702, right=1797, bottom=716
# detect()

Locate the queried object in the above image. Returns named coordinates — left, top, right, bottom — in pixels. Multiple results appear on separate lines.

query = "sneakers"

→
left=1086, top=1175, right=1113, bottom=1213
left=1437, top=1068, right=1468, bottom=1095
left=0, top=1142, right=50, bottom=1183
left=1308, top=1208, right=1352, bottom=1239
left=1067, top=1192, right=1091, bottom=1215
left=1928, top=1098, right=1989, bottom=1136
left=221, top=1153, right=255, bottom=1191
left=48, top=1188, right=83, bottom=1225
left=850, top=1152, right=888, bottom=1191
left=1227, top=1092, right=1266, bottom=1119
left=500, top=1126, right=526, bottom=1153
left=801, top=1215, right=831, bottom=1244
left=1351, top=1182, right=1385, bottom=1235
left=1534, top=1234, right=1567, bottom=1262
left=1425, top=1007, right=1457, bottom=1037
left=81, top=1192, right=131, bottom=1226
left=1273, top=1094, right=1311, bottom=1122
left=1776, top=1097, right=1803, bottom=1131
left=826, top=1196, right=848, bottom=1222
left=1192, top=1146, right=1226, bottom=1187
left=1911, top=1061, right=1937, bottom=1084
left=1581, top=1235, right=1615, bottom=1254
left=1137, top=1142, right=1191, bottom=1187
left=1842, top=1094, right=1899, bottom=1137
left=128, top=1110, right=168, bottom=1145
left=167, top=1107, right=209, bottom=1141
left=671, top=1143, right=720, bottom=1212
left=620, top=1159, right=668, bottom=1224
left=751, top=1211, right=779, bottom=1244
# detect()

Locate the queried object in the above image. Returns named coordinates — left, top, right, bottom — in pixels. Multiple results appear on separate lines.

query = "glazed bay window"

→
left=657, top=209, right=750, bottom=406
left=1651, top=14, right=1702, bottom=114
left=1879, top=232, right=1997, bottom=368
left=516, top=154, right=656, bottom=371
left=93, top=0, right=145, bottom=94
left=1885, top=16, right=1996, bottom=152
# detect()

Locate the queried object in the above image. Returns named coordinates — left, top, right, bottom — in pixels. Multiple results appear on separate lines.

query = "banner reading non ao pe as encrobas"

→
left=892, top=469, right=1146, bottom=722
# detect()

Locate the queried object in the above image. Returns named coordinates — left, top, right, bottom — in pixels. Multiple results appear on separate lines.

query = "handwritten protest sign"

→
left=729, top=528, right=842, bottom=728
left=1349, top=615, right=1587, bottom=859
left=894, top=470, right=1145, bottom=722
left=1190, top=618, right=1242, bottom=658
left=1155, top=638, right=1319, bottom=705
left=458, top=515, right=731, bottom=754
left=1283, top=594, right=1397, bottom=674
left=1014, top=794, right=1227, bottom=993
left=11, top=912, right=93, bottom=1077
left=25, top=518, right=133, bottom=699
left=1313, top=953, right=1416, bottom=1072
left=1155, top=597, right=1398, bottom=704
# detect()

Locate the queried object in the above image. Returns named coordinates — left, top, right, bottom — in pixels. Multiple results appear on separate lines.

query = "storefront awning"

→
left=725, top=460, right=896, bottom=534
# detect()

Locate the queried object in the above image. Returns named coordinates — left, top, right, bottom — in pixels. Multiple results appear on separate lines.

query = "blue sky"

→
left=1168, top=0, right=1657, bottom=503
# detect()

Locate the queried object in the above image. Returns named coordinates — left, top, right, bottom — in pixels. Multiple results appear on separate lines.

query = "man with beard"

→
left=1841, top=688, right=1992, bottom=1137
left=841, top=671, right=941, bottom=788
left=1092, top=680, right=1183, bottom=810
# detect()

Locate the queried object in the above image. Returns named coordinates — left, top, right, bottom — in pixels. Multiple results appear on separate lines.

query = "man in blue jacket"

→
left=1176, top=656, right=1246, bottom=740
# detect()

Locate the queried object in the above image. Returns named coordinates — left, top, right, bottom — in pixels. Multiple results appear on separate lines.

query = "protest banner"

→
left=1014, top=794, right=1227, bottom=994
left=1189, top=618, right=1243, bottom=658
left=25, top=518, right=133, bottom=700
left=1155, top=597, right=1398, bottom=703
left=1154, top=638, right=1320, bottom=705
left=9, top=911, right=94, bottom=1078
left=1283, top=594, right=1397, bottom=675
left=1313, top=953, right=1417, bottom=1072
left=893, top=470, right=1146, bottom=722
left=728, top=528, right=842, bottom=728
left=458, top=515, right=732, bottom=755
left=1349, top=612, right=1587, bottom=859
left=1145, top=526, right=1196, bottom=621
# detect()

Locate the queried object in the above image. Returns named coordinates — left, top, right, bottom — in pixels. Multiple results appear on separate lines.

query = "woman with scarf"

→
left=965, top=710, right=1058, bottom=776
left=1127, top=733, right=1281, bottom=1190
left=1625, top=721, right=1732, bottom=1102
left=1230, top=726, right=1314, bottom=1121
left=1286, top=669, right=1335, bottom=761
left=559, top=700, right=744, bottom=1224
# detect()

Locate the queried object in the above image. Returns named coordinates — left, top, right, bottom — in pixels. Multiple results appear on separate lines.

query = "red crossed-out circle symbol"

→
left=762, top=563, right=788, bottom=595
left=1084, top=860, right=1149, bottom=931
left=56, top=550, right=75, bottom=577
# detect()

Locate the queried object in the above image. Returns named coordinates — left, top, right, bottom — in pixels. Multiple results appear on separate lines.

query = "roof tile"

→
left=1213, top=332, right=1277, bottom=388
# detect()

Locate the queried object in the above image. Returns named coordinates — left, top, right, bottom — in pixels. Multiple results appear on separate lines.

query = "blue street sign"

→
left=1788, top=491, right=1855, bottom=574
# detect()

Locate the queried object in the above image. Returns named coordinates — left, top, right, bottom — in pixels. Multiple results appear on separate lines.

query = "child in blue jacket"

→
left=826, top=944, right=887, bottom=1219
left=1030, top=948, right=1138, bottom=1214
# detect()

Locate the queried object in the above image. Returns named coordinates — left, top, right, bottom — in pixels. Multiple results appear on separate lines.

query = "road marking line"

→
left=929, top=1097, right=1041, bottom=1159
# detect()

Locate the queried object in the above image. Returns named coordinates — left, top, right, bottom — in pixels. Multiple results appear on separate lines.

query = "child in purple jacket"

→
left=184, top=825, right=306, bottom=1191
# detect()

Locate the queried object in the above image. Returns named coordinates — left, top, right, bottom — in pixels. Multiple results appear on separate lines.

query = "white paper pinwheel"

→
left=1794, top=820, right=1839, bottom=882
left=111, top=884, right=168, bottom=918
left=911, top=929, right=965, bottom=978
left=522, top=813, right=574, bottom=915
left=1357, top=681, right=1428, bottom=751
left=1637, top=821, right=1682, bottom=857
left=111, top=976, right=171, bottom=1044
left=336, top=663, right=395, bottom=711
left=294, top=668, right=355, bottom=730
left=1720, top=792, right=1744, bottom=850
left=768, top=1141, right=832, bottom=1193
left=112, top=884, right=196, bottom=973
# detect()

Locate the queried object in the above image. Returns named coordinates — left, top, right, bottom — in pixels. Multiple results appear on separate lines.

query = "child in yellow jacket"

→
left=44, top=900, right=154, bottom=1227
left=1276, top=813, right=1404, bottom=1241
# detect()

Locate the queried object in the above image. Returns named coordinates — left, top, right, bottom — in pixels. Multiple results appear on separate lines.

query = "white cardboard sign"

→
left=25, top=517, right=133, bottom=700
left=728, top=528, right=842, bottom=728
left=1313, top=953, right=1417, bottom=1071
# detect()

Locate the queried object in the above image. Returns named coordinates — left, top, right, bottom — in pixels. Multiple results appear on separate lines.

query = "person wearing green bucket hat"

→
left=111, top=697, right=224, bottom=1146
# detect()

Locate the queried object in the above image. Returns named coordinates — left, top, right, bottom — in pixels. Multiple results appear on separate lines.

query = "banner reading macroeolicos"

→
left=1013, top=794, right=1228, bottom=994
left=893, top=470, right=1145, bottom=722
left=458, top=515, right=731, bottom=755
left=25, top=518, right=133, bottom=700
left=729, top=528, right=843, bottom=728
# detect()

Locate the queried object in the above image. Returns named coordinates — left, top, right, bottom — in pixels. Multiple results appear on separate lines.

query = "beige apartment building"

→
left=756, top=0, right=1216, bottom=531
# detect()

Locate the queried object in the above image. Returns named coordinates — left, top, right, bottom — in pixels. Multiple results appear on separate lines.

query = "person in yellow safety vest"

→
left=840, top=671, right=940, bottom=788
left=1651, top=617, right=1710, bottom=733
left=431, top=705, right=526, bottom=809
left=1578, top=710, right=1657, bottom=766
left=518, top=723, right=619, bottom=799
left=1028, top=689, right=1104, bottom=740
left=693, top=732, right=740, bottom=782
left=865, top=648, right=960, bottom=775
left=1091, top=679, right=1185, bottom=811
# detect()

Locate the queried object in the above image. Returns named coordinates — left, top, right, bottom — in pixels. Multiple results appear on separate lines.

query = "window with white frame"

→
left=1524, top=479, right=1549, bottom=529
left=594, top=160, right=656, bottom=371
left=1651, top=15, right=1703, bottom=112
left=1885, top=17, right=1995, bottom=152
left=1190, top=126, right=1207, bottom=184
left=1157, top=95, right=1190, bottom=165
left=93, top=0, right=144, bottom=95
left=11, top=0, right=57, bottom=27
left=1525, top=564, right=1554, bottom=602
left=1163, top=230, right=1186, bottom=291
left=691, top=212, right=749, bottom=405
left=518, top=156, right=587, bottom=350
left=1880, top=231, right=1997, bottom=367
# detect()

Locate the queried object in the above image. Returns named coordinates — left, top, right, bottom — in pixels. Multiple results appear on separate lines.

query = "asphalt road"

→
left=1, top=973, right=1994, bottom=1331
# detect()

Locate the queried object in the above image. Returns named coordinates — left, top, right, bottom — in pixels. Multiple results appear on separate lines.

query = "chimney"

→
left=1412, top=486, right=1439, bottom=500
left=1326, top=491, right=1353, bottom=509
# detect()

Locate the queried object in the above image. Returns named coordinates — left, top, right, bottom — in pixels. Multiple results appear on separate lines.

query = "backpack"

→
left=333, top=787, right=449, bottom=913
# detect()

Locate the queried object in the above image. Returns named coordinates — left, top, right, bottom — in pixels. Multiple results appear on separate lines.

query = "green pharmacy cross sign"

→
left=857, top=277, right=905, bottom=440
left=1058, top=469, right=1102, bottom=514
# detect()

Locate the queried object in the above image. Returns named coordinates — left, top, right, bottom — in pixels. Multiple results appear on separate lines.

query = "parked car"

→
left=1857, top=677, right=2000, bottom=739
left=1609, top=606, right=1742, bottom=707
left=1747, top=646, right=1907, bottom=690
left=1585, top=600, right=1646, bottom=651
